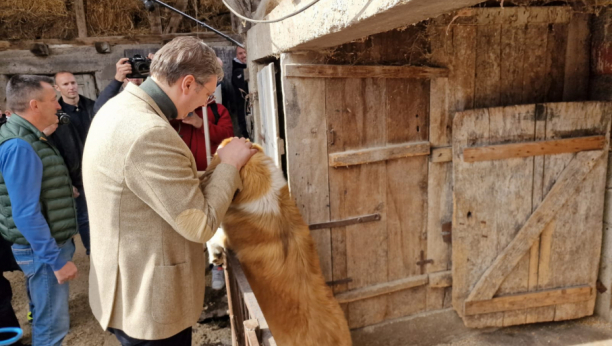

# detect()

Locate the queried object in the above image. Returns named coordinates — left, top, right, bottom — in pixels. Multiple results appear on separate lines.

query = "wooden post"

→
left=74, top=0, right=88, bottom=38
left=164, top=0, right=189, bottom=34
left=149, top=5, right=163, bottom=35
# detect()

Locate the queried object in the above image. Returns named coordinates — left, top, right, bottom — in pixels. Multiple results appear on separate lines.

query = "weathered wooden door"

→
left=452, top=102, right=611, bottom=328
left=281, top=62, right=455, bottom=329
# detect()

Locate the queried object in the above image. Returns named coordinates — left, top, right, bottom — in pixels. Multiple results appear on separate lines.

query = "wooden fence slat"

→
left=465, top=286, right=593, bottom=316
left=329, top=142, right=430, bottom=167
left=463, top=136, right=606, bottom=162
left=285, top=64, right=449, bottom=79
left=466, top=150, right=605, bottom=303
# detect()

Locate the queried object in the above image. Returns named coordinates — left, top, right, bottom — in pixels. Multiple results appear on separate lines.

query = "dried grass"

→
left=85, top=0, right=151, bottom=37
left=0, top=0, right=232, bottom=41
left=0, top=0, right=77, bottom=40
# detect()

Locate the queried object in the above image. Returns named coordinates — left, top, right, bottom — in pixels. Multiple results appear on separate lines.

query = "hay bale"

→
left=85, top=0, right=151, bottom=36
left=0, top=0, right=77, bottom=40
left=164, top=0, right=232, bottom=33
left=0, top=0, right=232, bottom=41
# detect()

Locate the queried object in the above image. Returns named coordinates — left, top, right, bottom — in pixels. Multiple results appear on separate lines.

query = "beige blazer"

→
left=83, top=83, right=241, bottom=340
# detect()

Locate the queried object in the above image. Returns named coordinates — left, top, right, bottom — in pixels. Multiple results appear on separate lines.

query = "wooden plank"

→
left=544, top=103, right=610, bottom=322
left=285, top=64, right=449, bottom=79
left=545, top=23, right=569, bottom=102
left=0, top=32, right=232, bottom=54
left=563, top=13, right=591, bottom=101
left=427, top=26, right=452, bottom=313
left=463, top=136, right=606, bottom=162
left=148, top=5, right=163, bottom=35
left=525, top=110, right=553, bottom=324
left=452, top=107, right=498, bottom=325
left=466, top=149, right=605, bottom=303
left=327, top=78, right=389, bottom=329
left=473, top=23, right=501, bottom=108
left=335, top=275, right=429, bottom=304
left=385, top=78, right=429, bottom=318
left=429, top=271, right=452, bottom=288
left=522, top=24, right=549, bottom=104
left=257, top=63, right=282, bottom=167
left=74, top=0, right=88, bottom=38
left=500, top=24, right=526, bottom=106
left=329, top=142, right=430, bottom=167
left=449, top=25, right=477, bottom=114
left=429, top=78, right=450, bottom=146
left=432, top=7, right=572, bottom=26
left=431, top=147, right=452, bottom=163
left=164, top=0, right=189, bottom=34
left=486, top=106, right=535, bottom=327
left=465, top=286, right=594, bottom=316
left=281, top=53, right=332, bottom=283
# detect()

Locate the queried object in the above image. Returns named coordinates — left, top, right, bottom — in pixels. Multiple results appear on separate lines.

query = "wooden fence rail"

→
left=225, top=251, right=277, bottom=346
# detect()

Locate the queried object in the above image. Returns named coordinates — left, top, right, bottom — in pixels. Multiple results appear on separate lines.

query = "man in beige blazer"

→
left=82, top=37, right=256, bottom=345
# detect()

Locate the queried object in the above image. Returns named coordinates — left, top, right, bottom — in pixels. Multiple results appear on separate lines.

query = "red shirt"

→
left=170, top=102, right=234, bottom=171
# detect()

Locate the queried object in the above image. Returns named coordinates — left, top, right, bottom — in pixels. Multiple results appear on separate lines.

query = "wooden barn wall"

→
left=283, top=6, right=592, bottom=326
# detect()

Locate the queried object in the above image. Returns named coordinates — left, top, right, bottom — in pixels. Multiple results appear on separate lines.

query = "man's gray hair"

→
left=6, top=75, right=54, bottom=113
left=150, top=36, right=224, bottom=86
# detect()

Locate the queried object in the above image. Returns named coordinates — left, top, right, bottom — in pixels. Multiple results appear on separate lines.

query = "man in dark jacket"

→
left=52, top=71, right=96, bottom=255
left=93, top=58, right=135, bottom=114
left=231, top=47, right=249, bottom=138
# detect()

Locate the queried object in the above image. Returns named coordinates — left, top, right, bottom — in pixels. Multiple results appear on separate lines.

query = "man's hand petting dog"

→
left=217, top=137, right=257, bottom=170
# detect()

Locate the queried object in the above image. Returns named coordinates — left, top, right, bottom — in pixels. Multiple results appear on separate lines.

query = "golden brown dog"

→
left=206, top=138, right=352, bottom=346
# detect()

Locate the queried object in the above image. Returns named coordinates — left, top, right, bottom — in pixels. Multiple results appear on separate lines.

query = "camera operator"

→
left=51, top=71, right=96, bottom=255
left=93, top=55, right=153, bottom=114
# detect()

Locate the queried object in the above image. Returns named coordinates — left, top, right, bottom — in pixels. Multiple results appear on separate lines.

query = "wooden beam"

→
left=74, top=0, right=88, bottom=38
left=463, top=136, right=606, bottom=162
left=149, top=5, right=163, bottom=35
left=429, top=270, right=452, bottom=288
left=334, top=274, right=429, bottom=304
left=465, top=286, right=593, bottom=316
left=431, top=147, right=452, bottom=163
left=466, top=150, right=605, bottom=303
left=285, top=64, right=449, bottom=79
left=0, top=32, right=234, bottom=52
left=329, top=142, right=430, bottom=167
left=164, top=0, right=189, bottom=34
left=431, top=7, right=572, bottom=26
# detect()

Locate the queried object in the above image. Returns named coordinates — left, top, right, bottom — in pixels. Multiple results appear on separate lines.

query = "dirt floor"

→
left=5, top=236, right=232, bottom=346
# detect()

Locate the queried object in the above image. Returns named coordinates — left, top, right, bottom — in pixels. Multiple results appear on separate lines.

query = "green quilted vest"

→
left=0, top=114, right=78, bottom=245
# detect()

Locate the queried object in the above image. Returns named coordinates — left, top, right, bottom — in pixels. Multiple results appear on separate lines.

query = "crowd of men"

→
left=0, top=39, right=255, bottom=346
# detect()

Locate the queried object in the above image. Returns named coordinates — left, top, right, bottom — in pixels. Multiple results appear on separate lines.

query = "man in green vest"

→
left=0, top=75, right=79, bottom=346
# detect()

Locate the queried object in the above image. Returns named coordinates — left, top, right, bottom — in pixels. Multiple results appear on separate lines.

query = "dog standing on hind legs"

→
left=205, top=138, right=352, bottom=346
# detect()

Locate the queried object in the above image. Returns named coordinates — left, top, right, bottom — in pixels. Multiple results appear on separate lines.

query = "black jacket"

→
left=49, top=95, right=95, bottom=187
left=93, top=79, right=123, bottom=114
left=231, top=58, right=249, bottom=138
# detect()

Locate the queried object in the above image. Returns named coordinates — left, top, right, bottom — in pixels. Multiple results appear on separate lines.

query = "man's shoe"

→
left=211, top=265, right=225, bottom=290
left=27, top=311, right=33, bottom=324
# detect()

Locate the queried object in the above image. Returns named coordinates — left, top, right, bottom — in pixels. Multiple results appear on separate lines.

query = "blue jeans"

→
left=75, top=185, right=90, bottom=255
left=12, top=239, right=75, bottom=346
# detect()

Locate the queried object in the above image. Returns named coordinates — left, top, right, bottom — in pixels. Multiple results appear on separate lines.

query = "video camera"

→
left=125, top=54, right=152, bottom=79
left=56, top=110, right=70, bottom=125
